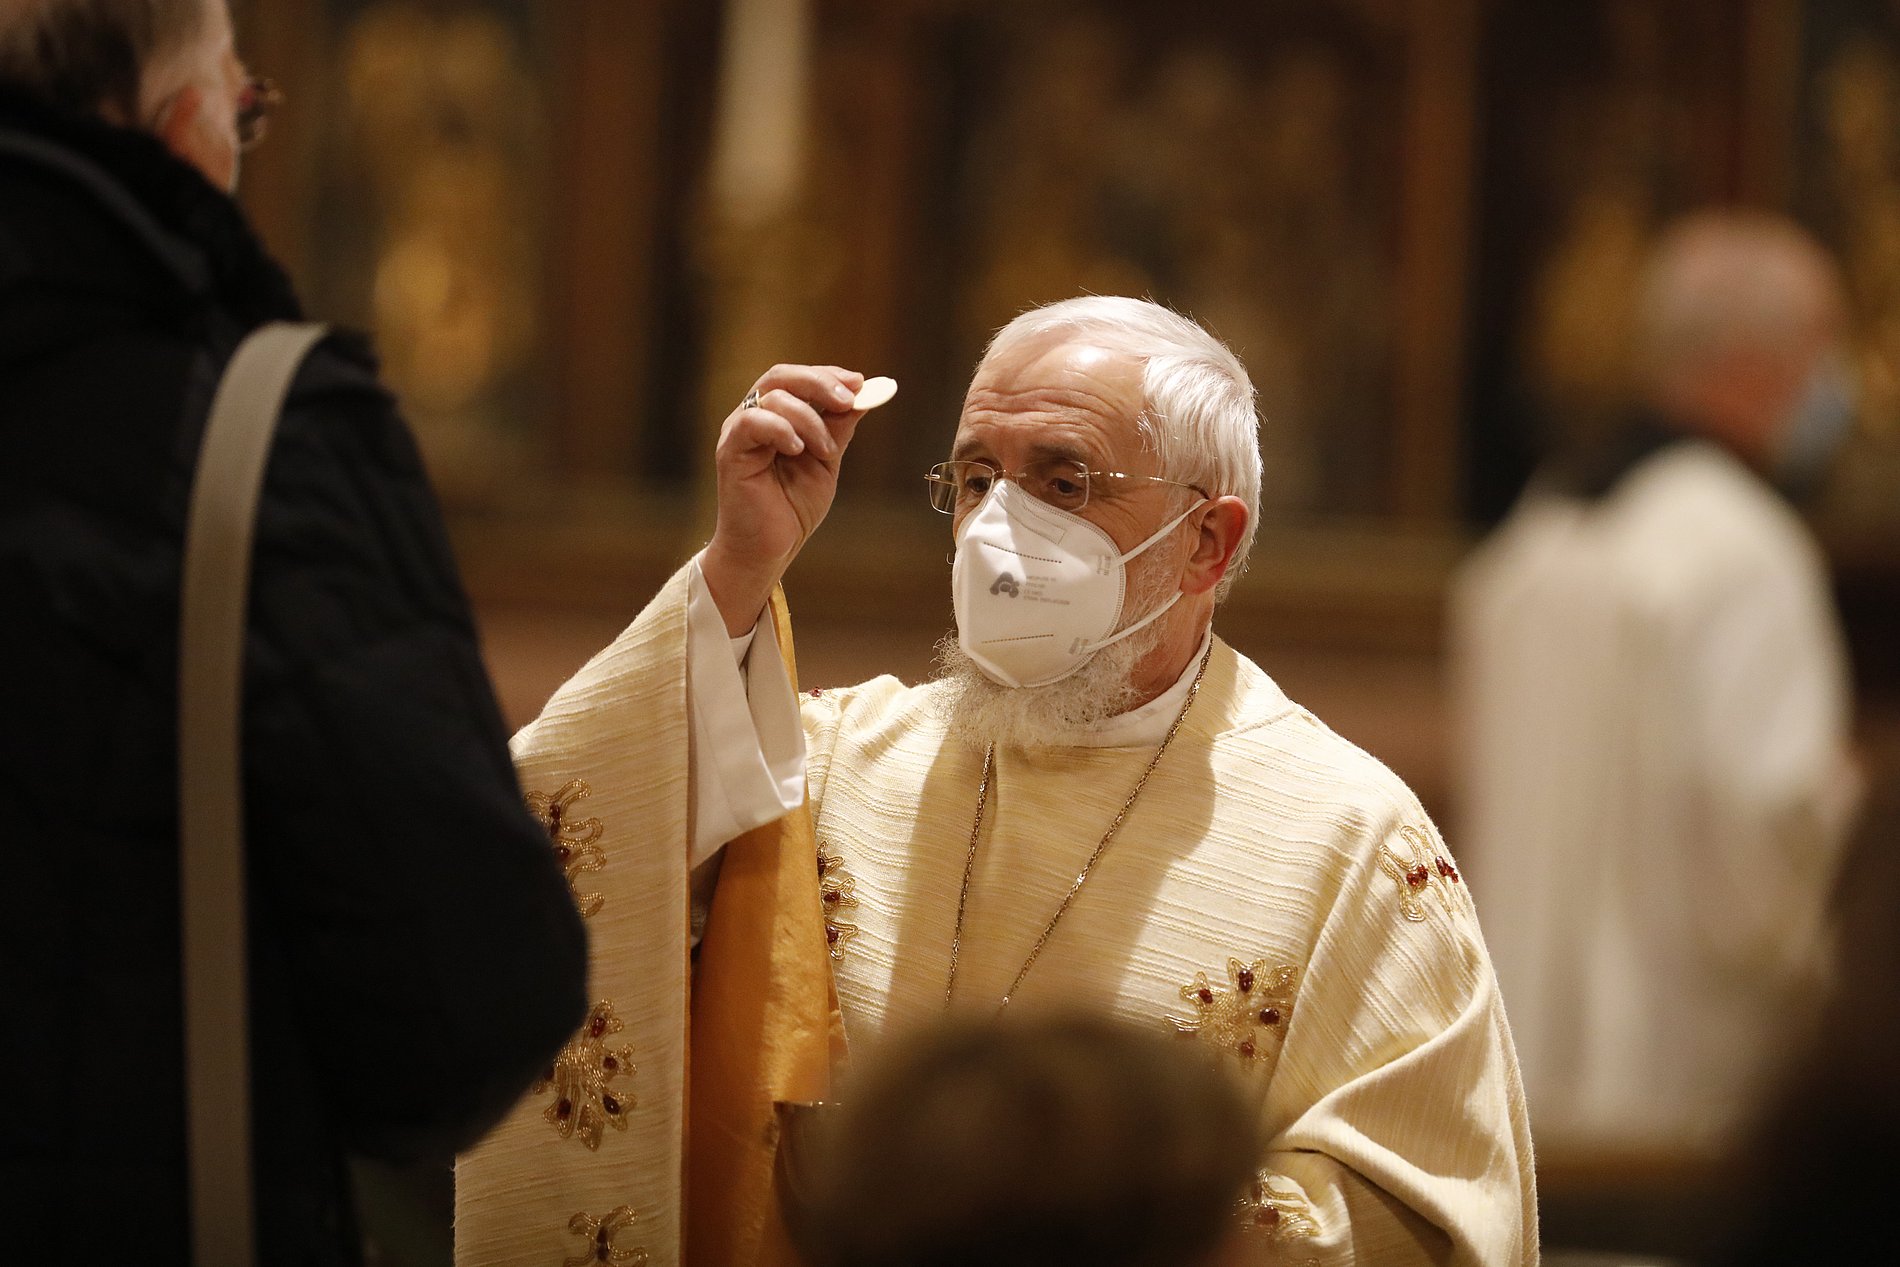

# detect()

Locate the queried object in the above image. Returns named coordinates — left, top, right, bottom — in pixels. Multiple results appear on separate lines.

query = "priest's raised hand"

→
left=703, top=364, right=870, bottom=637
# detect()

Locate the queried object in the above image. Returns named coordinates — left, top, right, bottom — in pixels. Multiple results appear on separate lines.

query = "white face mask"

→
left=951, top=480, right=1206, bottom=688
left=1774, top=352, right=1859, bottom=501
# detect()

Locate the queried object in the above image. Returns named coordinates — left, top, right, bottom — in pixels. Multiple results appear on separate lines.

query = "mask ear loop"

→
left=1073, top=498, right=1209, bottom=655
left=1109, top=498, right=1209, bottom=567
left=1072, top=589, right=1182, bottom=656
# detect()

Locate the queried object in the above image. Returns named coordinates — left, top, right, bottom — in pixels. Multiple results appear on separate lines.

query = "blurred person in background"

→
left=0, top=1, right=588, bottom=1261
left=460, top=297, right=1536, bottom=1265
left=783, top=1015, right=1263, bottom=1267
left=1451, top=211, right=1863, bottom=1160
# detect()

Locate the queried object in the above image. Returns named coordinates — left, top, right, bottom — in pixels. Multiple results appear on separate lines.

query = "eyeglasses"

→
left=925, top=458, right=1208, bottom=515
left=236, top=77, right=281, bottom=151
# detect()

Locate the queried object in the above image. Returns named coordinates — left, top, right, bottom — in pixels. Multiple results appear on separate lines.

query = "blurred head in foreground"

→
left=787, top=1016, right=1262, bottom=1267
left=1634, top=210, right=1854, bottom=497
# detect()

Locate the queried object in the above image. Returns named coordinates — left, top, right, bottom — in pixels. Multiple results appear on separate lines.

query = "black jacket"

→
left=0, top=90, right=588, bottom=1263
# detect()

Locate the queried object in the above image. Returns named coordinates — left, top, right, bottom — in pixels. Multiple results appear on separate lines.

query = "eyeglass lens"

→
left=926, top=459, right=1092, bottom=514
left=238, top=79, right=281, bottom=151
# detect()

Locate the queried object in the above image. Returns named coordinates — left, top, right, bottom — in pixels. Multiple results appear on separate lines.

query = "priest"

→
left=457, top=297, right=1537, bottom=1266
left=1451, top=213, right=1862, bottom=1158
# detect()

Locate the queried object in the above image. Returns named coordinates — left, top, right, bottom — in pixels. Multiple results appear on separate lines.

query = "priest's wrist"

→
left=701, top=537, right=790, bottom=638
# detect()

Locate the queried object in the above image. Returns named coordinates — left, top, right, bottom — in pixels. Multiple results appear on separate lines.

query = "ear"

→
left=152, top=83, right=206, bottom=154
left=1180, top=496, right=1248, bottom=597
left=152, top=83, right=239, bottom=192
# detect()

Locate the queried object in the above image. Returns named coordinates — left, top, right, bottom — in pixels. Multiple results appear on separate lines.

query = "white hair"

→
left=981, top=296, right=1264, bottom=600
left=1634, top=211, right=1844, bottom=392
left=0, top=0, right=212, bottom=121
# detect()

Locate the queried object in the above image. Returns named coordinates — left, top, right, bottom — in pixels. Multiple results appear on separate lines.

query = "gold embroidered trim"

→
left=527, top=779, right=607, bottom=918
left=1170, top=958, right=1299, bottom=1064
left=536, top=1000, right=637, bottom=1150
left=1377, top=824, right=1467, bottom=923
left=818, top=843, right=860, bottom=962
left=564, top=1206, right=651, bottom=1266
left=1237, top=1171, right=1321, bottom=1243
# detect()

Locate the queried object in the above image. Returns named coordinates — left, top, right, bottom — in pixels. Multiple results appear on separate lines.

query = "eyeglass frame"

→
left=924, top=457, right=1210, bottom=516
left=236, top=77, right=282, bottom=152
left=146, top=74, right=280, bottom=153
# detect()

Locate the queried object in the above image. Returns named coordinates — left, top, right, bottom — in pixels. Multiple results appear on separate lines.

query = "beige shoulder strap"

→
left=178, top=321, right=329, bottom=1267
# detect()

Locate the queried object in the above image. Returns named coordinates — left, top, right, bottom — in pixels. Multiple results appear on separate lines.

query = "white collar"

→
left=1055, top=627, right=1214, bottom=749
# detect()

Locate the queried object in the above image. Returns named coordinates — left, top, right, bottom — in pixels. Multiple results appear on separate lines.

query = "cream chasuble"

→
left=457, top=562, right=1538, bottom=1266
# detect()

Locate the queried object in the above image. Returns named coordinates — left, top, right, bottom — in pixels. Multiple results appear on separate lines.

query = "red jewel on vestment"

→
left=528, top=780, right=608, bottom=918
left=565, top=1205, right=650, bottom=1267
left=539, top=1000, right=637, bottom=1149
left=817, top=843, right=861, bottom=961
left=1235, top=1171, right=1320, bottom=1241
left=1377, top=825, right=1468, bottom=924
left=1172, top=960, right=1300, bottom=1067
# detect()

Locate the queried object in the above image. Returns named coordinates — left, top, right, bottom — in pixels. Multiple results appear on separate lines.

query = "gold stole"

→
left=686, top=588, right=842, bottom=1266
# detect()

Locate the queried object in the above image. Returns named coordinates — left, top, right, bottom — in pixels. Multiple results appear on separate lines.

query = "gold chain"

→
left=943, top=640, right=1214, bottom=1012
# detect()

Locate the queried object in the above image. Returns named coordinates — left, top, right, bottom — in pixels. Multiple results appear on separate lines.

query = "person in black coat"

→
left=0, top=2, right=589, bottom=1262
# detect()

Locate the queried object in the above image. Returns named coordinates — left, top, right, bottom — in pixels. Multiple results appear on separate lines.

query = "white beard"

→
left=931, top=559, right=1177, bottom=752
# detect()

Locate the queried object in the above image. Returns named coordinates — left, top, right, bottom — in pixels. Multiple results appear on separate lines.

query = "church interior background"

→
left=224, top=0, right=1900, bottom=1260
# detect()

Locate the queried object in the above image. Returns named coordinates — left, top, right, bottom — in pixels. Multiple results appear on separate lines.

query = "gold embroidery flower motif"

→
left=1171, top=958, right=1299, bottom=1063
left=818, top=843, right=860, bottom=962
left=1376, top=824, right=1467, bottom=924
left=1237, top=1171, right=1321, bottom=1245
left=564, top=1205, right=650, bottom=1266
left=527, top=779, right=607, bottom=917
left=536, top=1000, right=637, bottom=1150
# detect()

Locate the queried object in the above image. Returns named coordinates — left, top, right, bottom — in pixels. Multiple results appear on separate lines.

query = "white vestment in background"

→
left=1451, top=441, right=1858, bottom=1156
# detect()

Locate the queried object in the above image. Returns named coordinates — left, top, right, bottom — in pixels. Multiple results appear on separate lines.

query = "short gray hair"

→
left=1634, top=211, right=1844, bottom=392
left=983, top=296, right=1264, bottom=599
left=0, top=0, right=210, bottom=121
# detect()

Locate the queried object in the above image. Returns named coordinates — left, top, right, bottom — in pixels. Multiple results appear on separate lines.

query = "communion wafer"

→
left=852, top=376, right=898, bottom=411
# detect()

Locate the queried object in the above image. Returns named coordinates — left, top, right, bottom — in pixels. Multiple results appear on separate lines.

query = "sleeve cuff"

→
left=686, top=554, right=807, bottom=868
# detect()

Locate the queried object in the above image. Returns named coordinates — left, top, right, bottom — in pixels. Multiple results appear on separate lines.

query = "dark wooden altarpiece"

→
left=229, top=0, right=1900, bottom=665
